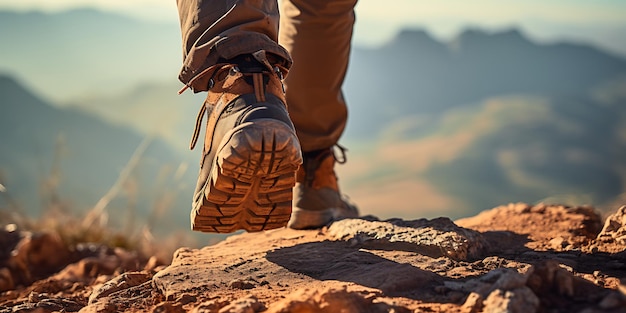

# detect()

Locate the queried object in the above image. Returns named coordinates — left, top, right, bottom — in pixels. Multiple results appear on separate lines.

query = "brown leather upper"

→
left=297, top=149, right=339, bottom=191
left=189, top=63, right=287, bottom=159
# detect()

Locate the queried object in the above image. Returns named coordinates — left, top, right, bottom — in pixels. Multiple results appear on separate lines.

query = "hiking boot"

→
left=288, top=146, right=359, bottom=229
left=189, top=51, right=302, bottom=233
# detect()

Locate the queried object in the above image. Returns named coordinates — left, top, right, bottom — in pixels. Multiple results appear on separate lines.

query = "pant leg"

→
left=279, top=0, right=358, bottom=152
left=177, top=0, right=291, bottom=92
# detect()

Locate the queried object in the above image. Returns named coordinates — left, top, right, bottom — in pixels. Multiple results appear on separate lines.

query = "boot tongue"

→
left=227, top=54, right=266, bottom=73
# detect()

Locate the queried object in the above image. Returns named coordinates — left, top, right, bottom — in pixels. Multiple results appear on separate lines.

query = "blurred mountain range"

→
left=0, top=9, right=181, bottom=102
left=0, top=75, right=195, bottom=234
left=0, top=9, right=625, bottom=224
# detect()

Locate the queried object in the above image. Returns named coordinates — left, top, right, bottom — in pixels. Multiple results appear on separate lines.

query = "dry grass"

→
left=0, top=136, right=198, bottom=264
left=1, top=205, right=194, bottom=264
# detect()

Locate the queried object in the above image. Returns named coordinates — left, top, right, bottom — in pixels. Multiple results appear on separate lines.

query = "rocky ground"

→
left=1, top=203, right=625, bottom=313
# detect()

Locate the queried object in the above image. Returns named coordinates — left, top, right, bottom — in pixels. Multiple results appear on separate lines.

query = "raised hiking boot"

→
left=189, top=52, right=302, bottom=233
left=288, top=146, right=359, bottom=229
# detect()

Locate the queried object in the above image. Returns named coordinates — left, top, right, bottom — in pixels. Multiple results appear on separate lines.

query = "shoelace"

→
left=333, top=144, right=348, bottom=164
left=188, top=64, right=287, bottom=151
left=188, top=63, right=229, bottom=150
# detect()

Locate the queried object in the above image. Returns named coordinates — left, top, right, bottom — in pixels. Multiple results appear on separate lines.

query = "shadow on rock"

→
left=266, top=240, right=444, bottom=302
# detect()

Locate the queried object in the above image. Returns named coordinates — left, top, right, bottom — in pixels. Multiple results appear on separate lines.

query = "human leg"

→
left=279, top=0, right=360, bottom=229
left=177, top=0, right=302, bottom=233
left=177, top=0, right=291, bottom=92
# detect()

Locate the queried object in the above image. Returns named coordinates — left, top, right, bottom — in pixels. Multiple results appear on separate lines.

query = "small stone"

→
left=11, top=303, right=44, bottom=313
left=462, top=292, right=484, bottom=313
left=264, top=287, right=404, bottom=313
left=38, top=298, right=83, bottom=312
left=218, top=295, right=265, bottom=313
left=28, top=291, right=45, bottom=302
left=8, top=231, right=70, bottom=283
left=176, top=293, right=197, bottom=305
left=549, top=237, right=567, bottom=250
left=597, top=205, right=626, bottom=241
left=513, top=203, right=531, bottom=214
left=491, top=269, right=528, bottom=292
left=152, top=301, right=185, bottom=313
left=190, top=299, right=231, bottom=313
left=88, top=271, right=152, bottom=305
left=483, top=287, right=539, bottom=313
left=229, top=278, right=256, bottom=290
left=531, top=204, right=546, bottom=214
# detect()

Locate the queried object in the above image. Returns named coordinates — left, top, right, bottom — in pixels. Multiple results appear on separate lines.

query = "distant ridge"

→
left=345, top=27, right=626, bottom=138
left=0, top=74, right=193, bottom=233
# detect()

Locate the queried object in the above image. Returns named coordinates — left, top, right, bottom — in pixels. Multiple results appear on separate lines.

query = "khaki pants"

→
left=177, top=0, right=357, bottom=152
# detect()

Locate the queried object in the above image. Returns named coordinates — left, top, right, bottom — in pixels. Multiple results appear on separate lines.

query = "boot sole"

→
left=192, top=119, right=302, bottom=233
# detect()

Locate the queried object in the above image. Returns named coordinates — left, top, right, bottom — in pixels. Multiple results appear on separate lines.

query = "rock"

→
left=35, top=298, right=84, bottom=312
left=3, top=206, right=624, bottom=313
left=483, top=287, right=539, bottom=313
left=218, top=295, right=265, bottom=313
left=549, top=236, right=567, bottom=250
left=327, top=218, right=488, bottom=260
left=597, top=205, right=626, bottom=245
left=444, top=268, right=527, bottom=298
left=5, top=231, right=71, bottom=285
left=190, top=299, right=231, bottom=313
left=10, top=294, right=83, bottom=313
left=489, top=269, right=528, bottom=294
left=265, top=287, right=408, bottom=313
left=52, top=256, right=122, bottom=283
left=443, top=261, right=620, bottom=313
left=526, top=260, right=575, bottom=297
left=511, top=203, right=532, bottom=214
left=151, top=301, right=185, bottom=313
left=79, top=301, right=117, bottom=313
left=88, top=271, right=152, bottom=305
left=153, top=226, right=442, bottom=302
left=176, top=293, right=197, bottom=305
left=462, top=292, right=484, bottom=313
left=456, top=203, right=603, bottom=251
left=228, top=278, right=256, bottom=290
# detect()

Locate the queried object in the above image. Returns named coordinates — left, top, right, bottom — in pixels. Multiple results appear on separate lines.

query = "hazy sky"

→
left=1, top=0, right=626, bottom=53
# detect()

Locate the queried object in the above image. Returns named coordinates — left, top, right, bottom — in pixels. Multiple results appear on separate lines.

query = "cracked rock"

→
left=328, top=218, right=488, bottom=260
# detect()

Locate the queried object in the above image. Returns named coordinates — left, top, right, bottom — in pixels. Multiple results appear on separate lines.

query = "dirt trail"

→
left=1, top=203, right=625, bottom=312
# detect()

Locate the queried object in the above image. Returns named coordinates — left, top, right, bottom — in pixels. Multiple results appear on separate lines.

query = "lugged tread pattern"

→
left=192, top=120, right=302, bottom=233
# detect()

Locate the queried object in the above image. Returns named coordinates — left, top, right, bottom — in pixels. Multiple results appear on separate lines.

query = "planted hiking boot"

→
left=189, top=52, right=302, bottom=233
left=288, top=147, right=359, bottom=229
